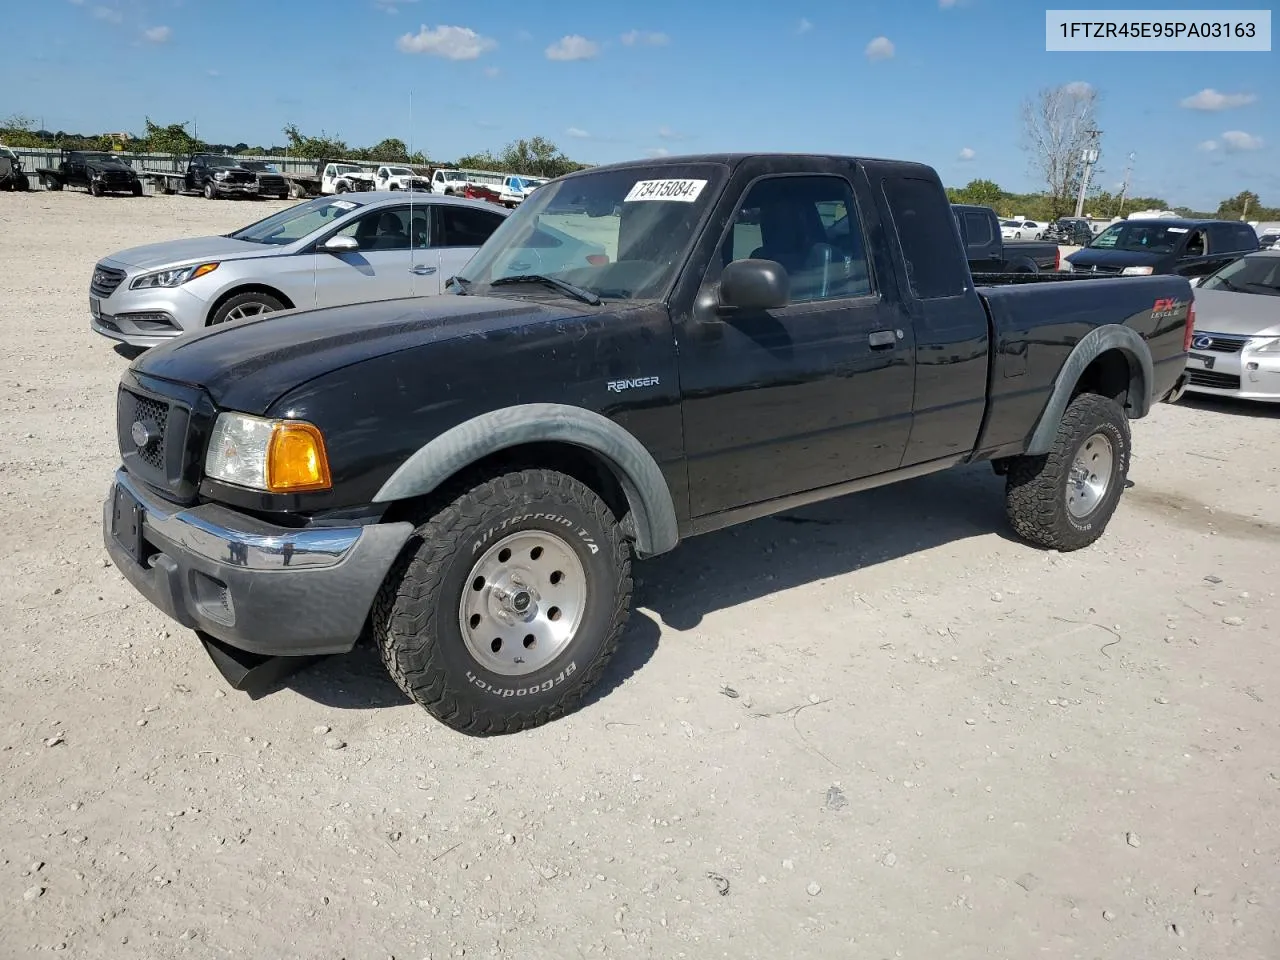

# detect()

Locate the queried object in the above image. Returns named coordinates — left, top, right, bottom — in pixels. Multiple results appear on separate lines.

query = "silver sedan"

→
left=1184, top=250, right=1280, bottom=403
left=89, top=192, right=510, bottom=348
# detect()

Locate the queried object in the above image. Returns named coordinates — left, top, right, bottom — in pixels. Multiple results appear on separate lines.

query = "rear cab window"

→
left=881, top=176, right=970, bottom=299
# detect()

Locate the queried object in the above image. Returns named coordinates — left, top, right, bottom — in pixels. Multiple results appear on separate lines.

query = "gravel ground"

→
left=1, top=191, right=1278, bottom=960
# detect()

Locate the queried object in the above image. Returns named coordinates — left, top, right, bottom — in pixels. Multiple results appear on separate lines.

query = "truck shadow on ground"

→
left=279, top=464, right=1014, bottom=711
left=633, top=463, right=1015, bottom=633
left=1177, top=394, right=1279, bottom=420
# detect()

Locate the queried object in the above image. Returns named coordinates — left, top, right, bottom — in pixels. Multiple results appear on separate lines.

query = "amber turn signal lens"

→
left=266, top=422, right=332, bottom=493
left=192, top=263, right=219, bottom=280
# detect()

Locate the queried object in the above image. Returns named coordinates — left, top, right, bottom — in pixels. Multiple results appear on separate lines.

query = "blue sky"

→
left=5, top=0, right=1275, bottom=209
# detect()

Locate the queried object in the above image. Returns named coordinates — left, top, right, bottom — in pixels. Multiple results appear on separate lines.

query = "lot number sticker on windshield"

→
left=624, top=179, right=708, bottom=203
left=330, top=200, right=358, bottom=211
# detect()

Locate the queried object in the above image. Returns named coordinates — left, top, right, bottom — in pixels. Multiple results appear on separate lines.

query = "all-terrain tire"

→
left=90, top=181, right=104, bottom=197
left=203, top=181, right=217, bottom=200
left=15, top=173, right=29, bottom=192
left=131, top=181, right=143, bottom=197
left=372, top=469, right=633, bottom=736
left=1004, top=392, right=1130, bottom=551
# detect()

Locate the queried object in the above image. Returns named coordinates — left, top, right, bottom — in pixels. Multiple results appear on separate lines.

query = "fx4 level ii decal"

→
left=1151, top=298, right=1184, bottom=320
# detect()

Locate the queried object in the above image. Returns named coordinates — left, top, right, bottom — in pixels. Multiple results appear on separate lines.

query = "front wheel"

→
left=335, top=182, right=348, bottom=194
left=208, top=291, right=285, bottom=326
left=90, top=181, right=104, bottom=197
left=1004, top=393, right=1131, bottom=551
left=15, top=173, right=29, bottom=191
left=373, top=469, right=633, bottom=735
left=131, top=181, right=143, bottom=197
left=203, top=181, right=217, bottom=200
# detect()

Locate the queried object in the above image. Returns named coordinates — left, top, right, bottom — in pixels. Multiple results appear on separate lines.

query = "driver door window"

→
left=313, top=205, right=415, bottom=308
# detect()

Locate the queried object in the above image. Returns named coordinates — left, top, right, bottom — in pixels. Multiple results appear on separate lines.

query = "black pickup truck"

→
left=36, top=150, right=143, bottom=196
left=143, top=153, right=286, bottom=200
left=103, top=152, right=1192, bottom=735
left=952, top=203, right=1062, bottom=273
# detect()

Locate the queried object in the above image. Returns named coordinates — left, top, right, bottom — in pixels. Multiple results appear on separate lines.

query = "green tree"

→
left=282, top=123, right=348, bottom=160
left=497, top=136, right=586, bottom=178
left=952, top=178, right=1003, bottom=208
left=0, top=114, right=44, bottom=147
left=1214, top=190, right=1277, bottom=220
left=1019, top=82, right=1103, bottom=220
left=143, top=118, right=204, bottom=155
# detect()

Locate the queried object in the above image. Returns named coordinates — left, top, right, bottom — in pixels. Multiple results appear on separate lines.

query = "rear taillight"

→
left=1183, top=301, right=1196, bottom=352
left=1054, top=246, right=1061, bottom=271
left=586, top=254, right=609, bottom=266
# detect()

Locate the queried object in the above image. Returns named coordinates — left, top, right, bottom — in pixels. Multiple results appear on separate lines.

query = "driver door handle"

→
left=868, top=329, right=899, bottom=349
left=410, top=265, right=437, bottom=276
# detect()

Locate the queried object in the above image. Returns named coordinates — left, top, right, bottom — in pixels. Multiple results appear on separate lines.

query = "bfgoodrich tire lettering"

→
left=372, top=469, right=632, bottom=735
left=1004, top=392, right=1130, bottom=551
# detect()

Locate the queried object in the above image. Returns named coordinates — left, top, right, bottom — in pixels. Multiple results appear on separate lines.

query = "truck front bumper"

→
left=103, top=469, right=414, bottom=658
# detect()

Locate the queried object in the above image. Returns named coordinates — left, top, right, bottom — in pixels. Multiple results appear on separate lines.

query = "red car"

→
left=462, top=183, right=503, bottom=204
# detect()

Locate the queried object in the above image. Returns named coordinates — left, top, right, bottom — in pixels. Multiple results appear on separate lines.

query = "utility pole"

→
left=1241, top=195, right=1251, bottom=221
left=1116, top=152, right=1135, bottom=216
left=1073, top=133, right=1101, bottom=218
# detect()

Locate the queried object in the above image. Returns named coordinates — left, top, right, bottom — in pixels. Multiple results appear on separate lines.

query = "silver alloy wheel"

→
left=224, top=302, right=274, bottom=322
left=1066, top=431, right=1114, bottom=519
left=458, top=529, right=588, bottom=677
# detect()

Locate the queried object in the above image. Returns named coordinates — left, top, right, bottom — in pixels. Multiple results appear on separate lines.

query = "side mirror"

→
left=1188, top=276, right=1201, bottom=288
left=320, top=235, right=359, bottom=254
left=718, top=259, right=789, bottom=313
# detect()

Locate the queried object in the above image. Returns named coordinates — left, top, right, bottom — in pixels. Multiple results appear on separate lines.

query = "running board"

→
left=197, top=632, right=324, bottom=696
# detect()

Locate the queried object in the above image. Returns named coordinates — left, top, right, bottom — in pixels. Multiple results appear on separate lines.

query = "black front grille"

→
left=102, top=170, right=131, bottom=183
left=1195, top=332, right=1248, bottom=354
left=1187, top=369, right=1241, bottom=391
left=258, top=175, right=286, bottom=193
left=91, top=264, right=126, bottom=297
left=131, top=395, right=170, bottom=470
left=224, top=172, right=255, bottom=185
left=1085, top=263, right=1124, bottom=275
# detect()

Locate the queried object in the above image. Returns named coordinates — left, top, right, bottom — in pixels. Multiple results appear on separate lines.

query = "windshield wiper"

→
left=489, top=274, right=602, bottom=306
left=445, top=275, right=471, bottom=295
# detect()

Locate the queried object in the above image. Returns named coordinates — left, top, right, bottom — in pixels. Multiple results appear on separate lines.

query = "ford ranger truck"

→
left=103, top=153, right=1194, bottom=735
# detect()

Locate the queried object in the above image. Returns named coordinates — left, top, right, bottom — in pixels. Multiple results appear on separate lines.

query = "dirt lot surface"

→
left=2, top=192, right=1277, bottom=960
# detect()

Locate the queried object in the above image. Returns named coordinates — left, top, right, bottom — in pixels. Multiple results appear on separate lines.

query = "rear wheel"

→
left=208, top=291, right=286, bottom=326
left=1004, top=393, right=1130, bottom=551
left=373, top=468, right=633, bottom=735
left=289, top=182, right=307, bottom=199
left=43, top=176, right=63, bottom=191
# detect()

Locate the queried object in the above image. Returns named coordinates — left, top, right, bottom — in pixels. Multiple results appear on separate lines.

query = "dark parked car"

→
left=952, top=204, right=1061, bottom=273
left=1045, top=217, right=1096, bottom=246
left=103, top=152, right=1192, bottom=734
left=1065, top=217, right=1260, bottom=278
left=36, top=150, right=143, bottom=196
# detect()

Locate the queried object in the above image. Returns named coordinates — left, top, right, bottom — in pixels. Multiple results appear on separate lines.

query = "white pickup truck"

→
left=432, top=167, right=505, bottom=196
left=497, top=174, right=547, bottom=208
left=374, top=165, right=433, bottom=192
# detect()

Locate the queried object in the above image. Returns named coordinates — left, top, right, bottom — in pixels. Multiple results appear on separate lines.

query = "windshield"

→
left=459, top=163, right=726, bottom=301
left=332, top=164, right=362, bottom=174
left=80, top=153, right=128, bottom=165
left=241, top=161, right=278, bottom=172
left=385, top=167, right=412, bottom=176
left=1089, top=221, right=1189, bottom=253
left=1200, top=254, right=1280, bottom=297
left=0, top=146, right=16, bottom=161
left=228, top=195, right=365, bottom=245
left=442, top=171, right=467, bottom=181
left=203, top=155, right=240, bottom=167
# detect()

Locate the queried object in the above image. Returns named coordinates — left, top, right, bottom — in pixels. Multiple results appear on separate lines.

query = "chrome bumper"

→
left=104, top=469, right=415, bottom=656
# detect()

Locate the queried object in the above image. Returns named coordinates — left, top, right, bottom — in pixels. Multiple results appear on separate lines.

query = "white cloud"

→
left=92, top=6, right=123, bottom=23
left=1179, top=88, right=1257, bottom=111
left=545, top=34, right=600, bottom=60
left=1221, top=130, right=1263, bottom=151
left=566, top=127, right=591, bottom=139
left=958, top=147, right=975, bottom=161
left=374, top=0, right=419, bottom=12
left=657, top=125, right=687, bottom=140
left=796, top=18, right=813, bottom=34
left=1062, top=80, right=1093, bottom=96
left=483, top=65, right=500, bottom=78
left=645, top=148, right=670, bottom=158
left=621, top=30, right=669, bottom=46
left=1197, top=140, right=1218, bottom=152
left=142, top=25, right=172, bottom=43
left=397, top=25, right=497, bottom=59
left=865, top=36, right=894, bottom=61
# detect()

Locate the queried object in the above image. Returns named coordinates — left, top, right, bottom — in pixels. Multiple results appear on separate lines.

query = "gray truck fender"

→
left=372, top=403, right=679, bottom=558
left=1025, top=324, right=1153, bottom=456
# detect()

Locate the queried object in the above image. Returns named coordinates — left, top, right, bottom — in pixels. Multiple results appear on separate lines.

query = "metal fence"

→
left=7, top=148, right=388, bottom=189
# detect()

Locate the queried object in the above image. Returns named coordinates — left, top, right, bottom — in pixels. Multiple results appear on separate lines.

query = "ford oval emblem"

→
left=1191, top=334, right=1213, bottom=350
left=131, top=420, right=154, bottom=448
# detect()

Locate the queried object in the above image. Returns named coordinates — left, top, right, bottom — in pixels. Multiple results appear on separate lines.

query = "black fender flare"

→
left=1026, top=324, right=1153, bottom=456
left=372, top=403, right=679, bottom=558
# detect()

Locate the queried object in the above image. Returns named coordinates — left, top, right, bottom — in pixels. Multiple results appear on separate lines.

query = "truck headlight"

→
left=129, top=262, right=219, bottom=289
left=206, top=413, right=332, bottom=493
left=1121, top=266, right=1154, bottom=276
